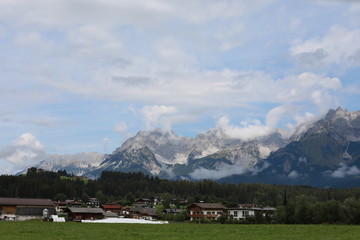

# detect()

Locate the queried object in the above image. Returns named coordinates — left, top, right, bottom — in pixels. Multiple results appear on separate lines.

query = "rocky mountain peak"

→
left=325, top=107, right=360, bottom=122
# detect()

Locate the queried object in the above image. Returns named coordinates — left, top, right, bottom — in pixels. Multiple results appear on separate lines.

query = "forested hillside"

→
left=0, top=168, right=359, bottom=206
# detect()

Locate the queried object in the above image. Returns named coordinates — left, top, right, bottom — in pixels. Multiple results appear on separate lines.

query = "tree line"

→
left=2, top=168, right=360, bottom=223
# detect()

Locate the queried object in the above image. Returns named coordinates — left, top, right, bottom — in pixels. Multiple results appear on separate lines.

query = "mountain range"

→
left=26, top=107, right=360, bottom=188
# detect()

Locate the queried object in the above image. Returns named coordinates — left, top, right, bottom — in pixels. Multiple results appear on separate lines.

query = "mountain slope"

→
left=219, top=107, right=360, bottom=188
left=94, top=127, right=288, bottom=179
left=23, top=152, right=105, bottom=176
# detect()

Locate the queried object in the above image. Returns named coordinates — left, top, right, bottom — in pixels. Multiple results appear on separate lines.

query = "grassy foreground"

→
left=1, top=222, right=360, bottom=240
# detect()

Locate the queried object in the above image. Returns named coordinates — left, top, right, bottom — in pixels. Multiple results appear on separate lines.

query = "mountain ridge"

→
left=23, top=107, right=360, bottom=188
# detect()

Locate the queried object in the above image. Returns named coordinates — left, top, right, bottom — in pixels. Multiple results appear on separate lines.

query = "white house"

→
left=227, top=205, right=276, bottom=220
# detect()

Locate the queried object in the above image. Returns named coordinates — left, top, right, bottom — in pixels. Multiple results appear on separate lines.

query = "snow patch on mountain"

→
left=30, top=152, right=104, bottom=176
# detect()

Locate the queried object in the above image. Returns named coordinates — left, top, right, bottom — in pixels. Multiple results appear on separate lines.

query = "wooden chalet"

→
left=0, top=197, right=55, bottom=220
left=188, top=203, right=226, bottom=221
left=134, top=198, right=153, bottom=205
left=101, top=204, right=122, bottom=213
left=65, top=207, right=105, bottom=221
left=130, top=206, right=158, bottom=221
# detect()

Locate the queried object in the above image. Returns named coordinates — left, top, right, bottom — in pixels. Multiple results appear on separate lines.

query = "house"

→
left=172, top=198, right=187, bottom=206
left=86, top=198, right=100, bottom=208
left=162, top=208, right=183, bottom=214
left=130, top=206, right=158, bottom=221
left=118, top=206, right=131, bottom=217
left=65, top=207, right=104, bottom=221
left=0, top=197, right=55, bottom=221
left=65, top=199, right=82, bottom=207
left=54, top=201, right=68, bottom=213
left=135, top=198, right=153, bottom=205
left=227, top=205, right=276, bottom=220
left=151, top=196, right=163, bottom=205
left=101, top=204, right=122, bottom=213
left=188, top=203, right=226, bottom=221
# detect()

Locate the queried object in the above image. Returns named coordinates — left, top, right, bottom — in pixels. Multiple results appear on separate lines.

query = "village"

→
left=0, top=197, right=276, bottom=224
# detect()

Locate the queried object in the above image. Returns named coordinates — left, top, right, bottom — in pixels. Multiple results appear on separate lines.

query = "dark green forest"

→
left=2, top=168, right=360, bottom=224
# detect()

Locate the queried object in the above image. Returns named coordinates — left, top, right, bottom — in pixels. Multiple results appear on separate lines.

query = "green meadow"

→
left=1, top=222, right=360, bottom=240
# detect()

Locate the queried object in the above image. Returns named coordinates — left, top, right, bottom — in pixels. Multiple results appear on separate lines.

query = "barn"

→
left=0, top=197, right=55, bottom=220
left=65, top=207, right=105, bottom=221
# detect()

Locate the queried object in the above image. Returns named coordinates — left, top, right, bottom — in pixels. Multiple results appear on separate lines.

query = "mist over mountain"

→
left=19, top=152, right=105, bottom=177
left=24, top=108, right=360, bottom=188
left=89, top=125, right=288, bottom=179
left=219, top=107, right=360, bottom=188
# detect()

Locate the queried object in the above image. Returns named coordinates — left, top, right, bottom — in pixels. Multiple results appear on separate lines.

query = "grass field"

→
left=1, top=222, right=360, bottom=240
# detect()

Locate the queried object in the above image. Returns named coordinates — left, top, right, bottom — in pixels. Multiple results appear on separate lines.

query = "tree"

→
left=310, top=202, right=326, bottom=224
left=343, top=198, right=360, bottom=224
left=81, top=192, right=90, bottom=203
left=126, top=192, right=135, bottom=205
left=96, top=191, right=107, bottom=204
left=294, top=195, right=311, bottom=224
left=54, top=193, right=67, bottom=202
left=274, top=206, right=287, bottom=223
left=162, top=193, right=173, bottom=209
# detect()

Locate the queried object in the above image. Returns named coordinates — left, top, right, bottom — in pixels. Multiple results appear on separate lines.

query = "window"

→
left=207, top=212, right=211, bottom=215
left=234, top=211, right=238, bottom=217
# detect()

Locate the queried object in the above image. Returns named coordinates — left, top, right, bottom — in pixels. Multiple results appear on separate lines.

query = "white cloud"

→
left=0, top=0, right=269, bottom=29
left=216, top=105, right=287, bottom=140
left=140, top=105, right=201, bottom=131
left=190, top=162, right=248, bottom=180
left=288, top=112, right=318, bottom=137
left=189, top=161, right=270, bottom=180
left=0, top=0, right=355, bottom=158
left=141, top=105, right=178, bottom=130
left=0, top=133, right=46, bottom=174
left=330, top=163, right=360, bottom=178
left=288, top=170, right=300, bottom=179
left=113, top=121, right=128, bottom=133
left=290, top=26, right=360, bottom=69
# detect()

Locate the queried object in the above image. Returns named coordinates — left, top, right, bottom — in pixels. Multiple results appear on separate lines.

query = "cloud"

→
left=216, top=105, right=290, bottom=140
left=141, top=105, right=178, bottom=131
left=113, top=121, right=128, bottom=134
left=0, top=0, right=355, bottom=157
left=140, top=105, right=203, bottom=132
left=189, top=161, right=270, bottom=180
left=330, top=163, right=360, bottom=178
left=190, top=162, right=248, bottom=180
left=290, top=26, right=360, bottom=69
left=288, top=170, right=301, bottom=179
left=111, top=76, right=154, bottom=87
left=0, top=0, right=264, bottom=29
left=102, top=138, right=110, bottom=153
left=0, top=133, right=46, bottom=174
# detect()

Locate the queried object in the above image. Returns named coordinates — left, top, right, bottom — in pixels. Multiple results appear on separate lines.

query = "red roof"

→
left=101, top=204, right=121, bottom=209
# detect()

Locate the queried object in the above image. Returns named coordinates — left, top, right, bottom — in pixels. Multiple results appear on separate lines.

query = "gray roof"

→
left=131, top=207, right=157, bottom=216
left=103, top=211, right=119, bottom=218
left=66, top=207, right=105, bottom=214
left=227, top=207, right=276, bottom=211
left=163, top=208, right=182, bottom=214
left=0, top=198, right=54, bottom=207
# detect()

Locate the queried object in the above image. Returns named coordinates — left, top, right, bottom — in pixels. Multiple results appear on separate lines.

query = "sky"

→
left=1, top=0, right=360, bottom=174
